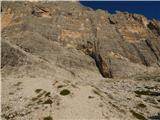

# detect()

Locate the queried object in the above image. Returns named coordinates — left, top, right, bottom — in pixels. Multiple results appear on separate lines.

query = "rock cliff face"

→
left=1, top=1, right=160, bottom=120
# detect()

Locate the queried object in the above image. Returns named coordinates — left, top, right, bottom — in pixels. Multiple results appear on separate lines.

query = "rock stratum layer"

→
left=1, top=1, right=160, bottom=120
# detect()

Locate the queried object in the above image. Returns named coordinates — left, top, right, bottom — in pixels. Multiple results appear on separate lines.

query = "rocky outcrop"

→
left=2, top=1, right=160, bottom=78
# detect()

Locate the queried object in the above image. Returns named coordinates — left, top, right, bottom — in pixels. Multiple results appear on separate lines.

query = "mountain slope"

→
left=1, top=1, right=160, bottom=120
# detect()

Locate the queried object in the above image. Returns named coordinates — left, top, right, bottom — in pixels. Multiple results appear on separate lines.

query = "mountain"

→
left=1, top=1, right=160, bottom=120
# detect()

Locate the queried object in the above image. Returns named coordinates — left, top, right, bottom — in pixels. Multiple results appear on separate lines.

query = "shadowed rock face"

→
left=1, top=1, right=160, bottom=78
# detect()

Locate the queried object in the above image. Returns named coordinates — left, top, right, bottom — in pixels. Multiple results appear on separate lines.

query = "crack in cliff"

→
left=86, top=16, right=113, bottom=78
left=90, top=52, right=113, bottom=78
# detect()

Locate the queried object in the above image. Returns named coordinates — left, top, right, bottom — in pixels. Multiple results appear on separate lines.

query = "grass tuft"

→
left=60, top=89, right=70, bottom=96
left=130, top=110, right=147, bottom=120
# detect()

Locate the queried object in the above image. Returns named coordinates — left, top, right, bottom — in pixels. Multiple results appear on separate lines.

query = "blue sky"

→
left=80, top=1, right=160, bottom=20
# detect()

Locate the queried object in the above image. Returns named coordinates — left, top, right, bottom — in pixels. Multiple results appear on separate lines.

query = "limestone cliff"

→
left=1, top=1, right=160, bottom=120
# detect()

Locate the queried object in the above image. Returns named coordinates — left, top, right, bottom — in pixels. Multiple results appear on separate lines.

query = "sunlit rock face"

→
left=2, top=1, right=159, bottom=78
left=1, top=1, right=160, bottom=120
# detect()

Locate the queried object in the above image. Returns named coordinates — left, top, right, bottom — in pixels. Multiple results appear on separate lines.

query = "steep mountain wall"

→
left=1, top=1, right=160, bottom=78
left=1, top=2, right=160, bottom=120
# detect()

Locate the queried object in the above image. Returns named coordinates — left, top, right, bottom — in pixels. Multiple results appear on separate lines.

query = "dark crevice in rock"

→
left=131, top=43, right=150, bottom=66
left=108, top=18, right=116, bottom=24
left=90, top=52, right=113, bottom=78
left=79, top=40, right=113, bottom=78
